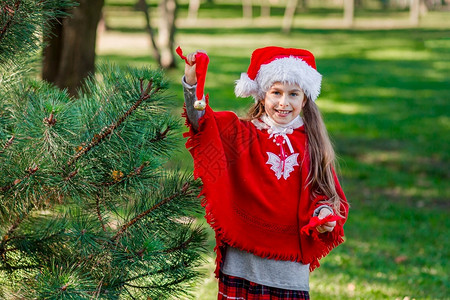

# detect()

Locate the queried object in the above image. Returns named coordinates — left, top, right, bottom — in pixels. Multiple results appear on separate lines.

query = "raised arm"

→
left=182, top=50, right=206, bottom=132
left=182, top=77, right=204, bottom=132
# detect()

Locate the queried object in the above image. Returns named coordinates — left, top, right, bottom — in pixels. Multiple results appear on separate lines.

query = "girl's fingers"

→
left=186, top=54, right=195, bottom=66
left=317, top=207, right=333, bottom=219
left=317, top=226, right=330, bottom=233
left=317, top=221, right=336, bottom=233
left=186, top=50, right=206, bottom=65
left=325, top=221, right=336, bottom=227
left=316, top=226, right=326, bottom=233
left=322, top=225, right=334, bottom=232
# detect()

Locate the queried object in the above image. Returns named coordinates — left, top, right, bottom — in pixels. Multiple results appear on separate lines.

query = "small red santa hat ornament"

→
left=235, top=46, right=322, bottom=102
left=176, top=46, right=209, bottom=110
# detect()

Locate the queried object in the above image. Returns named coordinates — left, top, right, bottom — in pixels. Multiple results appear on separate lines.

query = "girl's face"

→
left=262, top=82, right=306, bottom=125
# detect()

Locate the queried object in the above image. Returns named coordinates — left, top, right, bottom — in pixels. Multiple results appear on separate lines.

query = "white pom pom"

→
left=234, top=73, right=258, bottom=98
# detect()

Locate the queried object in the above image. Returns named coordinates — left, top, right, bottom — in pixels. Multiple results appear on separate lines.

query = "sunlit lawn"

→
left=100, top=1, right=449, bottom=299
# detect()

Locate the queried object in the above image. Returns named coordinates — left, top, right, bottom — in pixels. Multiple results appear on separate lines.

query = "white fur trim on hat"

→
left=235, top=73, right=259, bottom=99
left=235, top=56, right=322, bottom=102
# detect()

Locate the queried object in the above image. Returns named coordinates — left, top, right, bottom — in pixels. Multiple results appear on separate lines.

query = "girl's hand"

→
left=316, top=208, right=336, bottom=233
left=184, top=50, right=206, bottom=86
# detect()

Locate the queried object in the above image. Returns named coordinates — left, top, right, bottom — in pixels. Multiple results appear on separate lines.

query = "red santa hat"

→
left=235, top=46, right=322, bottom=102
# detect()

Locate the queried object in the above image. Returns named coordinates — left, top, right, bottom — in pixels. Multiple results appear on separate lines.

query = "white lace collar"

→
left=251, top=114, right=304, bottom=134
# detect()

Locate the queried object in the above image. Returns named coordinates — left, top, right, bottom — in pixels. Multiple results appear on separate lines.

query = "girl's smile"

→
left=262, top=82, right=306, bottom=124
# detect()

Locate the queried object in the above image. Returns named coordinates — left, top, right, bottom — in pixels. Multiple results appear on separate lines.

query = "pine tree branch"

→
left=111, top=182, right=191, bottom=243
left=0, top=164, right=39, bottom=193
left=43, top=112, right=56, bottom=126
left=0, top=135, right=14, bottom=154
left=0, top=183, right=12, bottom=193
left=0, top=1, right=21, bottom=44
left=164, top=233, right=195, bottom=254
left=1, top=216, right=26, bottom=247
left=123, top=275, right=189, bottom=290
left=124, top=288, right=138, bottom=300
left=126, top=230, right=195, bottom=261
left=0, top=136, right=18, bottom=191
left=96, top=194, right=106, bottom=232
left=119, top=272, right=155, bottom=287
left=149, top=127, right=171, bottom=143
left=0, top=227, right=67, bottom=273
left=64, top=169, right=78, bottom=181
left=3, top=247, right=18, bottom=252
left=117, top=251, right=199, bottom=290
left=0, top=263, right=39, bottom=271
left=0, top=212, right=29, bottom=262
left=66, top=79, right=159, bottom=168
left=98, top=162, right=149, bottom=187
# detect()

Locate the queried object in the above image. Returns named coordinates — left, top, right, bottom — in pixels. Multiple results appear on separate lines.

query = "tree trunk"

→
left=158, top=0, right=177, bottom=69
left=42, top=18, right=64, bottom=83
left=243, top=0, right=252, bottom=19
left=282, top=0, right=298, bottom=34
left=410, top=0, right=420, bottom=25
left=299, top=0, right=308, bottom=10
left=42, top=0, right=104, bottom=96
left=261, top=3, right=270, bottom=17
left=138, top=0, right=161, bottom=64
left=188, top=0, right=201, bottom=20
left=344, top=0, right=354, bottom=27
left=261, top=0, right=277, bottom=17
left=420, top=0, right=428, bottom=15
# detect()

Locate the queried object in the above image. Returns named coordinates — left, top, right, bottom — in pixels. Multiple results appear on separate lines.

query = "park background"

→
left=2, top=0, right=449, bottom=298
left=101, top=0, right=449, bottom=299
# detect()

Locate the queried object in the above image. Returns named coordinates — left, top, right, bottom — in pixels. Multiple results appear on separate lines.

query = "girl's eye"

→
left=272, top=91, right=281, bottom=95
left=290, top=93, right=298, bottom=97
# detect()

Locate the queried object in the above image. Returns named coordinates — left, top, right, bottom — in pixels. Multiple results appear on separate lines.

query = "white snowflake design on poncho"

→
left=252, top=115, right=303, bottom=180
left=266, top=151, right=299, bottom=180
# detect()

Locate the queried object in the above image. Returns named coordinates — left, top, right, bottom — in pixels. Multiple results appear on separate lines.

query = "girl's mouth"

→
left=276, top=110, right=291, bottom=116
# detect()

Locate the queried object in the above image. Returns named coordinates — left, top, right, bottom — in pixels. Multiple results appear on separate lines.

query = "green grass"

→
left=99, top=2, right=450, bottom=299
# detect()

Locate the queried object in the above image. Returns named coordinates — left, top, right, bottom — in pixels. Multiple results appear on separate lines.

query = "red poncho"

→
left=184, top=106, right=348, bottom=276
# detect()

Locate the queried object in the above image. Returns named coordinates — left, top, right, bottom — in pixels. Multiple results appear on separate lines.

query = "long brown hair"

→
left=243, top=101, right=265, bottom=121
left=244, top=97, right=344, bottom=216
left=302, top=97, right=344, bottom=216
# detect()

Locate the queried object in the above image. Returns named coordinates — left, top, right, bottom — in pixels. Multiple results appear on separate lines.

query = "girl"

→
left=181, top=46, right=349, bottom=300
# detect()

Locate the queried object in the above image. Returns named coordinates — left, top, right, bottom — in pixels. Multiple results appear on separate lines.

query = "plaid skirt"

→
left=218, top=272, right=310, bottom=300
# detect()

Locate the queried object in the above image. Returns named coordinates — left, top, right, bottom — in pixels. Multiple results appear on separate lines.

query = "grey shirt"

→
left=182, top=77, right=333, bottom=291
left=221, top=204, right=331, bottom=292
left=222, top=247, right=310, bottom=291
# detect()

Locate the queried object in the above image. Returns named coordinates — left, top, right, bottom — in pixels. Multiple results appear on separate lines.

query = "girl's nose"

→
left=279, top=95, right=289, bottom=107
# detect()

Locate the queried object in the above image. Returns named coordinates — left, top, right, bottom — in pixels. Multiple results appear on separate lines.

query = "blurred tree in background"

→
left=42, top=0, right=104, bottom=96
left=43, top=0, right=181, bottom=95
left=138, top=0, right=179, bottom=69
left=0, top=0, right=206, bottom=298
